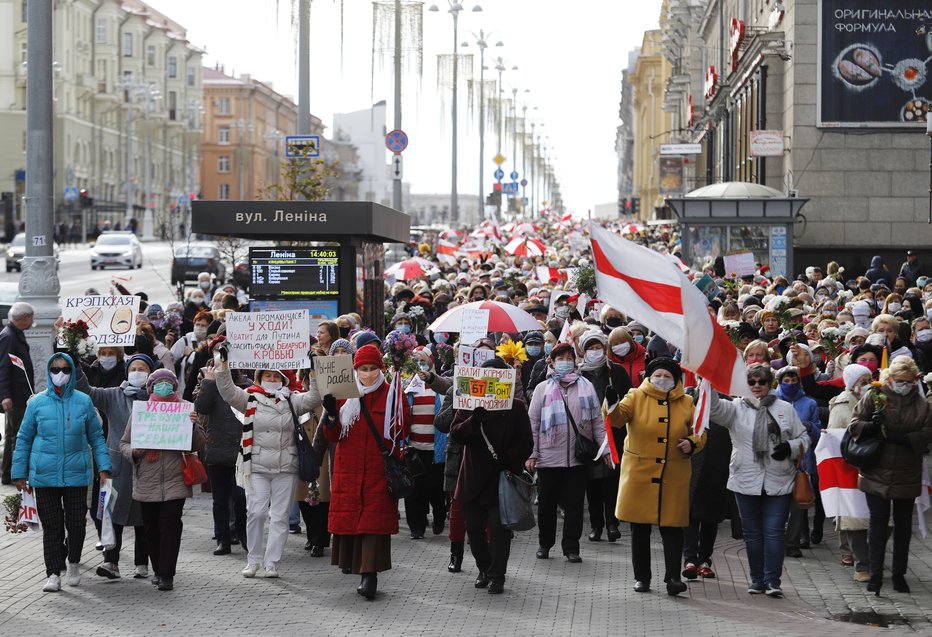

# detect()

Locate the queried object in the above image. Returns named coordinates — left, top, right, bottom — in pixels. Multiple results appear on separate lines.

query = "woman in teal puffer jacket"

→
left=11, top=352, right=111, bottom=593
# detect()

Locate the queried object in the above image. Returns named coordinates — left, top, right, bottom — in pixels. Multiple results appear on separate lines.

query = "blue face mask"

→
left=397, top=324, right=412, bottom=334
left=433, top=332, right=447, bottom=344
left=544, top=342, right=554, bottom=356
left=526, top=345, right=542, bottom=357
left=553, top=360, right=575, bottom=375
left=418, top=362, right=431, bottom=372
left=153, top=382, right=174, bottom=397
left=634, top=335, right=645, bottom=344
left=781, top=382, right=801, bottom=399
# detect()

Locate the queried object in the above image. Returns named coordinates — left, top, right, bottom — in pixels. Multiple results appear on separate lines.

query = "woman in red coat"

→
left=320, top=345, right=411, bottom=600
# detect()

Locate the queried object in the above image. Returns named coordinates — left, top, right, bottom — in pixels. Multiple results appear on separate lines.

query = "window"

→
left=122, top=32, right=132, bottom=57
left=168, top=91, right=177, bottom=121
left=218, top=155, right=231, bottom=173
left=95, top=17, right=106, bottom=43
left=186, top=66, right=195, bottom=87
left=96, top=59, right=107, bottom=93
left=218, top=184, right=230, bottom=200
left=168, top=56, right=177, bottom=78
left=218, top=126, right=231, bottom=144
left=216, top=97, right=231, bottom=115
left=146, top=45, right=156, bottom=67
left=19, top=41, right=27, bottom=65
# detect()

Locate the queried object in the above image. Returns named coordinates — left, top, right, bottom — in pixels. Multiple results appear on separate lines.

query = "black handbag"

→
left=563, top=391, right=598, bottom=465
left=405, top=445, right=426, bottom=477
left=287, top=398, right=320, bottom=483
left=360, top=401, right=415, bottom=500
left=841, top=426, right=883, bottom=470
left=479, top=425, right=536, bottom=531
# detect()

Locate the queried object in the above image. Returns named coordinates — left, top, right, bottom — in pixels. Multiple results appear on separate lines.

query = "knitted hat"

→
left=850, top=343, right=883, bottom=363
left=354, top=331, right=382, bottom=350
left=579, top=330, right=608, bottom=350
left=124, top=353, right=155, bottom=373
left=253, top=368, right=288, bottom=384
left=392, top=311, right=411, bottom=325
left=413, top=346, right=434, bottom=368
left=775, top=365, right=800, bottom=382
left=627, top=320, right=648, bottom=336
left=549, top=342, right=575, bottom=360
left=146, top=303, right=164, bottom=317
left=645, top=356, right=682, bottom=383
left=353, top=344, right=385, bottom=370
left=843, top=363, right=872, bottom=391
left=524, top=330, right=544, bottom=344
left=844, top=327, right=869, bottom=345
left=328, top=338, right=354, bottom=356
left=146, top=368, right=178, bottom=393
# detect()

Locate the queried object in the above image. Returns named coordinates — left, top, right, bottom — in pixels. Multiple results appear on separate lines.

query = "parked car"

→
left=0, top=282, right=19, bottom=325
left=171, top=243, right=226, bottom=285
left=90, top=231, right=143, bottom=270
left=5, top=233, right=60, bottom=272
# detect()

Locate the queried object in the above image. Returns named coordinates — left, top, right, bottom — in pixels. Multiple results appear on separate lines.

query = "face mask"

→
left=651, top=376, right=675, bottom=392
left=526, top=345, right=542, bottom=357
left=892, top=380, right=914, bottom=396
left=888, top=303, right=902, bottom=313
left=927, top=309, right=932, bottom=320
left=433, top=332, right=448, bottom=344
left=339, top=326, right=351, bottom=338
left=859, top=359, right=879, bottom=374
left=555, top=307, right=570, bottom=319
left=634, top=335, right=645, bottom=344
left=357, top=369, right=382, bottom=387
left=917, top=329, right=932, bottom=344
left=781, top=382, right=801, bottom=398
left=98, top=355, right=117, bottom=371
left=853, top=383, right=868, bottom=397
left=260, top=380, right=282, bottom=394
left=605, top=316, right=623, bottom=328
left=153, top=382, right=174, bottom=397
left=553, top=360, right=575, bottom=375
left=127, top=371, right=149, bottom=388
left=585, top=350, right=605, bottom=364
left=193, top=326, right=207, bottom=340
left=51, top=371, right=71, bottom=387
left=418, top=362, right=431, bottom=372
left=199, top=281, right=211, bottom=290
left=612, top=343, right=631, bottom=357
left=544, top=342, right=554, bottom=356
left=190, top=296, right=205, bottom=305
left=397, top=324, right=412, bottom=334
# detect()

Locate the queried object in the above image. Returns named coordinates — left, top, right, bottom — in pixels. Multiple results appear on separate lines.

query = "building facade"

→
left=333, top=101, right=391, bottom=206
left=0, top=0, right=204, bottom=239
left=615, top=47, right=640, bottom=217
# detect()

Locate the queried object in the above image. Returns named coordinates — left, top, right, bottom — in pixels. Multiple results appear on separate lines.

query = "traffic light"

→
left=79, top=189, right=93, bottom=208
left=486, top=189, right=501, bottom=207
left=632, top=197, right=640, bottom=216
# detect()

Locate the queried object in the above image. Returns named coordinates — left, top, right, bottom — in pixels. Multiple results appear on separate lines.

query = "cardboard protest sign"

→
left=453, top=365, right=516, bottom=411
left=225, top=310, right=311, bottom=370
left=723, top=252, right=756, bottom=277
left=459, top=308, right=490, bottom=346
left=457, top=345, right=495, bottom=368
left=313, top=355, right=361, bottom=399
left=62, top=295, right=140, bottom=346
left=131, top=400, right=194, bottom=451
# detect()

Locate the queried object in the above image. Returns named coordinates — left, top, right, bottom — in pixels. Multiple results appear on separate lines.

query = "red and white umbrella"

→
left=384, top=257, right=432, bottom=280
left=622, top=223, right=644, bottom=235
left=428, top=300, right=541, bottom=334
left=504, top=236, right=546, bottom=257
left=511, top=222, right=539, bottom=237
left=439, top=229, right=463, bottom=240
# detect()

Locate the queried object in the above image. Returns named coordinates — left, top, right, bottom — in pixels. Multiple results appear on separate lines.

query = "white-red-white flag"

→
left=691, top=379, right=711, bottom=436
left=437, top=240, right=459, bottom=265
left=815, top=429, right=869, bottom=519
left=589, top=223, right=752, bottom=398
left=558, top=319, right=572, bottom=345
left=8, top=354, right=25, bottom=371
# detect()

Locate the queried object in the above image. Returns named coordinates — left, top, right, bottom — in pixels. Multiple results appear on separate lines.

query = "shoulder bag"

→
left=562, top=389, right=598, bottom=465
left=480, top=424, right=536, bottom=532
left=360, top=400, right=415, bottom=500
left=181, top=452, right=208, bottom=486
left=840, top=426, right=883, bottom=470
left=287, top=398, right=321, bottom=483
left=792, top=456, right=815, bottom=509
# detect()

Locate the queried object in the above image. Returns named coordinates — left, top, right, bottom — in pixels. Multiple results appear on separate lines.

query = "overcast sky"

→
left=146, top=0, right=663, bottom=215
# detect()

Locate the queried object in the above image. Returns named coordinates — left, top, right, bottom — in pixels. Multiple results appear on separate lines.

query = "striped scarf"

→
left=540, top=373, right=601, bottom=443
left=239, top=393, right=258, bottom=495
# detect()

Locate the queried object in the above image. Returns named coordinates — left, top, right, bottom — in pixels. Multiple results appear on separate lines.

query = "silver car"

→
left=90, top=231, right=143, bottom=270
left=5, top=232, right=60, bottom=272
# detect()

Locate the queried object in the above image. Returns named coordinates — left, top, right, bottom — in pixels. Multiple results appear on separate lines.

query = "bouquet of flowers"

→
left=819, top=326, right=845, bottom=360
left=383, top=300, right=398, bottom=332
left=407, top=304, right=427, bottom=334
left=434, top=342, right=454, bottom=371
left=721, top=320, right=743, bottom=347
left=496, top=340, right=529, bottom=365
left=160, top=308, right=184, bottom=341
left=58, top=320, right=97, bottom=360
left=383, top=329, right=418, bottom=372
left=574, top=266, right=597, bottom=298
left=3, top=493, right=26, bottom=534
left=767, top=296, right=798, bottom=344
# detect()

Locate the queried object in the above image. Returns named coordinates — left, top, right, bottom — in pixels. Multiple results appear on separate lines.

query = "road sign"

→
left=520, top=178, right=528, bottom=187
left=64, top=186, right=79, bottom=202
left=659, top=143, right=702, bottom=155
left=285, top=135, right=321, bottom=158
left=509, top=171, right=519, bottom=181
left=493, top=154, right=505, bottom=165
left=392, top=154, right=403, bottom=181
left=494, top=168, right=505, bottom=181
left=502, top=182, right=519, bottom=194
left=385, top=129, right=408, bottom=154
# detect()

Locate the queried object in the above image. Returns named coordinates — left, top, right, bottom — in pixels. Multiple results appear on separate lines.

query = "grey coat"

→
left=434, top=385, right=460, bottom=493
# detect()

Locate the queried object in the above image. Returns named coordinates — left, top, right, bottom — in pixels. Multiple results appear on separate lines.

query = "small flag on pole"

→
left=691, top=379, right=711, bottom=436
left=9, top=354, right=33, bottom=395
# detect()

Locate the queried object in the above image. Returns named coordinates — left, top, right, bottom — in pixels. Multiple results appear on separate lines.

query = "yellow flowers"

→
left=496, top=340, right=529, bottom=364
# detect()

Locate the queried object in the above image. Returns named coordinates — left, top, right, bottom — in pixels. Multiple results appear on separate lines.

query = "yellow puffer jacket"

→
left=608, top=379, right=703, bottom=527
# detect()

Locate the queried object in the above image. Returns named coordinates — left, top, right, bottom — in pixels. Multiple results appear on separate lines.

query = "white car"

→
left=90, top=231, right=143, bottom=270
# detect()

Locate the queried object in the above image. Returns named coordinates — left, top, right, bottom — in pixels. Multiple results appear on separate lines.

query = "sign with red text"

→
left=62, top=295, right=140, bottom=346
left=750, top=130, right=786, bottom=157
left=131, top=400, right=195, bottom=451
left=453, top=365, right=516, bottom=411
left=226, top=310, right=311, bottom=370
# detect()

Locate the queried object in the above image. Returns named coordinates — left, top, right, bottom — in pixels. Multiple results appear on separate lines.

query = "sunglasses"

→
left=50, top=366, right=72, bottom=373
left=747, top=378, right=770, bottom=386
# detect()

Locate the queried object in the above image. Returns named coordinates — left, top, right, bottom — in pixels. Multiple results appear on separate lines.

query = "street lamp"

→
left=927, top=117, right=932, bottom=224
left=491, top=56, right=517, bottom=219
left=462, top=29, right=501, bottom=220
left=116, top=75, right=160, bottom=237
left=429, top=1, right=482, bottom=227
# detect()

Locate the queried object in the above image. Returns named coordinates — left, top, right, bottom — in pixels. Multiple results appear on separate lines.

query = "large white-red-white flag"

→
left=815, top=429, right=870, bottom=519
left=436, top=240, right=459, bottom=265
left=589, top=223, right=752, bottom=398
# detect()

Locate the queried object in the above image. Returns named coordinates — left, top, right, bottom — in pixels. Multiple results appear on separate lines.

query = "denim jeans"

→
left=734, top=492, right=791, bottom=588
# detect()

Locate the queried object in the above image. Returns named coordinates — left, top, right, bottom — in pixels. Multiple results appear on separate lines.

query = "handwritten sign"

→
left=62, top=295, right=140, bottom=346
left=131, top=400, right=194, bottom=451
left=459, top=308, right=490, bottom=345
left=457, top=345, right=495, bottom=368
left=723, top=252, right=756, bottom=277
left=313, top=355, right=361, bottom=399
left=453, top=365, right=516, bottom=411
left=226, top=310, right=311, bottom=370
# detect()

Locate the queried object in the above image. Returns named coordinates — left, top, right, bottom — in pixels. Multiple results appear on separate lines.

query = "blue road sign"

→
left=509, top=171, right=519, bottom=180
left=64, top=186, right=79, bottom=202
left=502, top=182, right=519, bottom=194
left=285, top=135, right=320, bottom=158
left=385, top=129, right=408, bottom=153
left=520, top=178, right=528, bottom=187
left=493, top=168, right=505, bottom=181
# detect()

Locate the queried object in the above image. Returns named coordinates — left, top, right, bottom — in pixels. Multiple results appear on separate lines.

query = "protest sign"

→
left=131, top=400, right=195, bottom=451
left=459, top=308, right=490, bottom=345
left=313, top=355, right=361, bottom=399
left=453, top=365, right=516, bottom=411
left=694, top=273, right=719, bottom=302
left=723, top=252, right=756, bottom=277
left=225, top=310, right=311, bottom=370
left=457, top=345, right=495, bottom=368
left=62, top=295, right=140, bottom=346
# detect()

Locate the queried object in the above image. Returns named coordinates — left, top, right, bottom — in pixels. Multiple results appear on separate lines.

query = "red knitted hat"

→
left=353, top=344, right=385, bottom=370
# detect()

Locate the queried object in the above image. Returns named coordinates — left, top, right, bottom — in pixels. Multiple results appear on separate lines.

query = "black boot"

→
left=867, top=575, right=882, bottom=596
left=357, top=572, right=377, bottom=599
left=588, top=527, right=603, bottom=542
left=213, top=543, right=231, bottom=556
left=475, top=572, right=490, bottom=588
left=448, top=541, right=464, bottom=573
left=892, top=574, right=910, bottom=593
left=606, top=525, right=621, bottom=542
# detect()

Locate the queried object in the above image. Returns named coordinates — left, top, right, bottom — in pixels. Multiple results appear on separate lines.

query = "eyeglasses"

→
left=50, top=366, right=72, bottom=373
left=747, top=378, right=770, bottom=386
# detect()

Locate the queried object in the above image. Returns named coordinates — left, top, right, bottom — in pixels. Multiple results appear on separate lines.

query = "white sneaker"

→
left=263, top=565, right=279, bottom=579
left=96, top=562, right=120, bottom=580
left=241, top=563, right=259, bottom=578
left=64, top=563, right=81, bottom=586
left=133, top=565, right=149, bottom=579
left=42, top=574, right=61, bottom=592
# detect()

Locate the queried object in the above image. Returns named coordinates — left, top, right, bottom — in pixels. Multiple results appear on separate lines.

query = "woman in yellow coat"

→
left=607, top=356, right=704, bottom=596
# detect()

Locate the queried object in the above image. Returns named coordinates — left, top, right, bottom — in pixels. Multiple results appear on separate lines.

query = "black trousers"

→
left=866, top=493, right=914, bottom=578
left=1, top=407, right=24, bottom=482
left=33, top=486, right=88, bottom=577
left=463, top=500, right=511, bottom=583
left=207, top=464, right=246, bottom=546
left=403, top=450, right=446, bottom=534
left=586, top=468, right=620, bottom=530
left=683, top=518, right=718, bottom=565
left=299, top=500, right=331, bottom=547
left=630, top=523, right=684, bottom=583
left=537, top=465, right=588, bottom=555
left=141, top=499, right=185, bottom=579
left=103, top=524, right=149, bottom=566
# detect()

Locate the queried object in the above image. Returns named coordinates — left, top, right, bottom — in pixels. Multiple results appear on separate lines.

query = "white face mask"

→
left=892, top=380, right=915, bottom=396
left=651, top=376, right=675, bottom=392
left=357, top=369, right=382, bottom=387
left=585, top=350, right=605, bottom=364
left=917, top=329, right=932, bottom=344
left=888, top=303, right=902, bottom=313
left=260, top=380, right=282, bottom=394
left=190, top=296, right=205, bottom=305
left=51, top=371, right=71, bottom=387
left=193, top=326, right=207, bottom=340
left=127, top=371, right=149, bottom=388
left=853, top=383, right=868, bottom=397
left=612, top=343, right=631, bottom=357
left=98, top=355, right=117, bottom=371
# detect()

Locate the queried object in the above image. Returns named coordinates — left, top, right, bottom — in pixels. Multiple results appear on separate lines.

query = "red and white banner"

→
left=589, top=223, right=752, bottom=398
left=691, top=379, right=711, bottom=436
left=437, top=239, right=459, bottom=265
left=815, top=429, right=869, bottom=519
left=536, top=266, right=565, bottom=283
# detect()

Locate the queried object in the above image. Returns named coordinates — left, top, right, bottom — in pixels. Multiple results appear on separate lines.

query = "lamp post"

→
left=462, top=29, right=501, bottom=220
left=492, top=56, right=517, bottom=220
left=927, top=117, right=932, bottom=224
left=429, top=1, right=482, bottom=227
left=141, top=83, right=161, bottom=240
